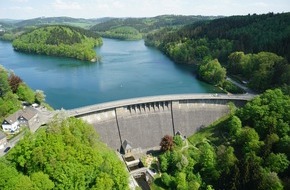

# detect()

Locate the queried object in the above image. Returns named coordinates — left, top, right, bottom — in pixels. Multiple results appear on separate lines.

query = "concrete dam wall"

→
left=68, top=94, right=254, bottom=150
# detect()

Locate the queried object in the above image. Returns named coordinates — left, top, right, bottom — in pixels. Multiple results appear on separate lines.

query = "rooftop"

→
left=3, top=107, right=38, bottom=124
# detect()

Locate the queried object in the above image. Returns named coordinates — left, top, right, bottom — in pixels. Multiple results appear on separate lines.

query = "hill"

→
left=90, top=15, right=219, bottom=40
left=12, top=25, right=103, bottom=61
left=14, top=16, right=108, bottom=29
left=145, top=12, right=290, bottom=92
left=0, top=17, right=112, bottom=41
left=145, top=12, right=290, bottom=62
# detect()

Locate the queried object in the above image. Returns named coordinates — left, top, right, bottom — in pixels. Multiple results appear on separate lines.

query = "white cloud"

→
left=9, top=6, right=33, bottom=11
left=52, top=0, right=82, bottom=10
left=10, top=0, right=29, bottom=2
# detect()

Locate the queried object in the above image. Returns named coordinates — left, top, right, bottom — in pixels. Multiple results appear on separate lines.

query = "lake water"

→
left=0, top=38, right=220, bottom=109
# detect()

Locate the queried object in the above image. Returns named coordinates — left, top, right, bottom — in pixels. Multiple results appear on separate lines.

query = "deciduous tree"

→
left=8, top=73, right=22, bottom=93
left=16, top=83, right=35, bottom=104
left=160, top=135, right=174, bottom=151
left=198, top=59, right=226, bottom=86
left=35, top=90, right=46, bottom=104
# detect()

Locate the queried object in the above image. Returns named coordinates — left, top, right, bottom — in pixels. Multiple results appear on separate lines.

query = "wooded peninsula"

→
left=12, top=25, right=103, bottom=62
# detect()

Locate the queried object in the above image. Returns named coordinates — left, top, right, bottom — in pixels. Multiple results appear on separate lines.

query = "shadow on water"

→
left=13, top=50, right=101, bottom=69
left=57, top=60, right=98, bottom=68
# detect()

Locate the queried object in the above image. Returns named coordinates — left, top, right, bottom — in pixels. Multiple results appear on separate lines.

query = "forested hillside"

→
left=14, top=17, right=100, bottom=29
left=145, top=12, right=290, bottom=92
left=12, top=25, right=103, bottom=61
left=90, top=15, right=218, bottom=40
left=99, top=26, right=142, bottom=40
left=154, top=89, right=290, bottom=190
left=0, top=17, right=111, bottom=41
left=0, top=117, right=129, bottom=190
left=145, top=13, right=290, bottom=62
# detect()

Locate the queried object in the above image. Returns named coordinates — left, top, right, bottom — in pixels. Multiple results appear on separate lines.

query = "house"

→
left=0, top=131, right=7, bottom=149
left=2, top=107, right=38, bottom=133
left=18, top=107, right=38, bottom=129
left=1, top=110, right=23, bottom=133
left=121, top=139, right=133, bottom=154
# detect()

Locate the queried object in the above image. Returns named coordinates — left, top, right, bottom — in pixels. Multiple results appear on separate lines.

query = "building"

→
left=18, top=107, right=39, bottom=130
left=0, top=131, right=7, bottom=149
left=1, top=107, right=38, bottom=133
left=1, top=110, right=23, bottom=133
left=121, top=139, right=133, bottom=154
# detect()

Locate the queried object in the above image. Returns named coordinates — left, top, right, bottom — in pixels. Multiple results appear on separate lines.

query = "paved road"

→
left=226, top=77, right=256, bottom=95
left=68, top=93, right=255, bottom=117
left=35, top=108, right=56, bottom=131
left=0, top=130, right=25, bottom=157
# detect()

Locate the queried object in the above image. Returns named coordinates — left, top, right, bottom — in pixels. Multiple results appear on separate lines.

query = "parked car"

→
left=3, top=147, right=10, bottom=153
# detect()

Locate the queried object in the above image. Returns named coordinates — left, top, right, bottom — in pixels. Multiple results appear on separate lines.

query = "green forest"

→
left=0, top=117, right=129, bottom=190
left=90, top=15, right=218, bottom=40
left=12, top=25, right=103, bottom=61
left=98, top=26, right=142, bottom=40
left=145, top=13, right=290, bottom=92
left=153, top=89, right=290, bottom=190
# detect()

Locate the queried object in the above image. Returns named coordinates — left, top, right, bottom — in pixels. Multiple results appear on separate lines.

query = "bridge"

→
left=66, top=94, right=255, bottom=150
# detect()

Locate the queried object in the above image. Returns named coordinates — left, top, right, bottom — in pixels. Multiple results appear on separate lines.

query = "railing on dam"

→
left=66, top=93, right=255, bottom=150
left=67, top=93, right=255, bottom=117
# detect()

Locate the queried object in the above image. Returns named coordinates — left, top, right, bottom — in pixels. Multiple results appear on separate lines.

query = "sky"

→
left=0, top=0, right=289, bottom=20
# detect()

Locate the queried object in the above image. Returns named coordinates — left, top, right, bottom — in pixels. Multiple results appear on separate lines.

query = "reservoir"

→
left=0, top=38, right=220, bottom=109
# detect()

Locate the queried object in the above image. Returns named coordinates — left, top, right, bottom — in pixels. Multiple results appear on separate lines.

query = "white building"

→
left=2, top=110, right=22, bottom=133
left=2, top=107, right=38, bottom=133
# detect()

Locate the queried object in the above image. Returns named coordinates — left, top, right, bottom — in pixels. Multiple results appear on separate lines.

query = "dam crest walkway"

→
left=67, top=93, right=255, bottom=117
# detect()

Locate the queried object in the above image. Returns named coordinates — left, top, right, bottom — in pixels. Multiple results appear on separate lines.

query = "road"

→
left=0, top=130, right=25, bottom=157
left=226, top=77, right=256, bottom=95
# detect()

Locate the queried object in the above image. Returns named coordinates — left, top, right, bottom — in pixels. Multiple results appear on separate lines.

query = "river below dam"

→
left=0, top=38, right=221, bottom=109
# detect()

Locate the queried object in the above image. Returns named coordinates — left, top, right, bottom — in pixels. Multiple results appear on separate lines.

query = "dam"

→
left=67, top=94, right=254, bottom=150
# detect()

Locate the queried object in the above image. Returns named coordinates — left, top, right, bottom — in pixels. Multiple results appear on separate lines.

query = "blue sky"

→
left=0, top=0, right=289, bottom=19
